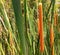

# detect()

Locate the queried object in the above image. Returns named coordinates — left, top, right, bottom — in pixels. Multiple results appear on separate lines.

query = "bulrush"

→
left=50, top=24, right=54, bottom=48
left=38, top=3, right=44, bottom=53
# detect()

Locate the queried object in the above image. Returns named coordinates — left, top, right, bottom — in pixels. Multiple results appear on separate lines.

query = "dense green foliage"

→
left=0, top=0, right=60, bottom=55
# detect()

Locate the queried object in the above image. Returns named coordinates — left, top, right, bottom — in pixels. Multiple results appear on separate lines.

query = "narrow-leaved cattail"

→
left=38, top=3, right=44, bottom=52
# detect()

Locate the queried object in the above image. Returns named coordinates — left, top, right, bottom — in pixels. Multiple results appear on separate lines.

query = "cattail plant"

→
left=38, top=3, right=44, bottom=53
left=0, top=0, right=60, bottom=55
left=50, top=24, right=54, bottom=48
left=52, top=46, right=54, bottom=55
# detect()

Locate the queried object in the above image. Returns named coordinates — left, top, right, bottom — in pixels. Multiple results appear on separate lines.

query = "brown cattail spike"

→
left=38, top=3, right=44, bottom=53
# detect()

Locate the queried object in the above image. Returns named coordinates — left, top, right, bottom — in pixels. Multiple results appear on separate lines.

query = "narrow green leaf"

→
left=12, top=0, right=27, bottom=55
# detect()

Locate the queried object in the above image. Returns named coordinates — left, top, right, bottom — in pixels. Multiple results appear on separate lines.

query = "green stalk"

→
left=12, top=0, right=27, bottom=55
left=24, top=0, right=29, bottom=48
left=51, top=0, right=55, bottom=24
left=24, top=0, right=32, bottom=55
left=46, top=0, right=53, bottom=19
